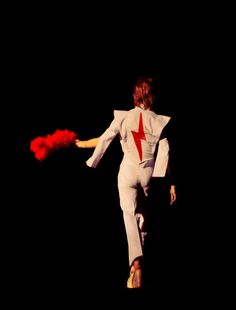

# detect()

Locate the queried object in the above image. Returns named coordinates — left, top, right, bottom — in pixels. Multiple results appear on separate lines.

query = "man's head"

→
left=133, top=76, right=156, bottom=110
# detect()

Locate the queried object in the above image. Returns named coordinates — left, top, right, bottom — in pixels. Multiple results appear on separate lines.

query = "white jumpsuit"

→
left=86, top=106, right=170, bottom=265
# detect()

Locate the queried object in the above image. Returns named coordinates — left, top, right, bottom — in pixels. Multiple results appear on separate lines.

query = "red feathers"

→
left=30, top=129, right=77, bottom=161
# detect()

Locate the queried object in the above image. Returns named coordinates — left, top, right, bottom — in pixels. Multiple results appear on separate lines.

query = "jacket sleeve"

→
left=152, top=117, right=176, bottom=184
left=152, top=137, right=170, bottom=177
left=86, top=111, right=126, bottom=168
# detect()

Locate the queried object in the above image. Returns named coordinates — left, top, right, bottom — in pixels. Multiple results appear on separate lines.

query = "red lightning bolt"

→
left=131, top=113, right=146, bottom=161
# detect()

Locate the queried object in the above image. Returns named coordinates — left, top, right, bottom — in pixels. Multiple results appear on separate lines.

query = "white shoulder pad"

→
left=156, top=115, right=171, bottom=128
left=113, top=110, right=128, bottom=120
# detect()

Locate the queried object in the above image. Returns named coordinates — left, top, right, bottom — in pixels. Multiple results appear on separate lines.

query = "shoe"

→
left=127, top=268, right=142, bottom=288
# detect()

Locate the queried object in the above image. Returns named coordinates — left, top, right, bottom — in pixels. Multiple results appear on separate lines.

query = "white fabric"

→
left=152, top=137, right=170, bottom=177
left=86, top=107, right=171, bottom=265
left=86, top=107, right=170, bottom=169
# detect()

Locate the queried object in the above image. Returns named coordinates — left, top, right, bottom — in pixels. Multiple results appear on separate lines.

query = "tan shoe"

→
left=127, top=268, right=142, bottom=288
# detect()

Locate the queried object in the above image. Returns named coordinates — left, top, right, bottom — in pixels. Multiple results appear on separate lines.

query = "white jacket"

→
left=86, top=106, right=171, bottom=177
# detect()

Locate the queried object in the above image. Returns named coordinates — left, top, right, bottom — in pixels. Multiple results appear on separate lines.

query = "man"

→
left=75, top=76, right=176, bottom=288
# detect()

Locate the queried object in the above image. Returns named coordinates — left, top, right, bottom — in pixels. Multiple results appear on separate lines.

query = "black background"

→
left=6, top=5, right=214, bottom=306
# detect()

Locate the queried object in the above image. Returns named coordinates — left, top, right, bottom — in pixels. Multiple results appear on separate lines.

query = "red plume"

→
left=30, top=129, right=77, bottom=161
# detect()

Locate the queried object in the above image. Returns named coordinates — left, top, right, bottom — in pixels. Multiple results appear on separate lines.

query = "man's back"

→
left=117, top=106, right=171, bottom=164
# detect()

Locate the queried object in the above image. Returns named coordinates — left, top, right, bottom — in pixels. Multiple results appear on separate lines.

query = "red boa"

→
left=30, top=129, right=77, bottom=161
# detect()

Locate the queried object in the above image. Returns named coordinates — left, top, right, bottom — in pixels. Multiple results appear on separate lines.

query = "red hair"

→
left=133, top=76, right=156, bottom=109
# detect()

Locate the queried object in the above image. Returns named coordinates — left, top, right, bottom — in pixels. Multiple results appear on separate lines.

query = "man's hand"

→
left=74, top=137, right=99, bottom=148
left=170, top=185, right=176, bottom=205
left=75, top=139, right=81, bottom=148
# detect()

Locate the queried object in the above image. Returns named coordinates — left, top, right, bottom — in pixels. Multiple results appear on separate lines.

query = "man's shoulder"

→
left=113, top=109, right=129, bottom=119
left=156, top=114, right=171, bottom=122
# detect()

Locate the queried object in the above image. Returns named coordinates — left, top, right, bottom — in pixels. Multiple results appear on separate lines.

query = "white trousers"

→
left=118, top=157, right=154, bottom=266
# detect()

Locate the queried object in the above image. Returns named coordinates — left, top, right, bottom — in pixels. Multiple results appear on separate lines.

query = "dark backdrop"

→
left=9, top=12, right=192, bottom=304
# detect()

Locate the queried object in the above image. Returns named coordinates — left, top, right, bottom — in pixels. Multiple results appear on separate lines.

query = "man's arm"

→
left=162, top=118, right=177, bottom=205
left=75, top=137, right=100, bottom=148
left=154, top=117, right=177, bottom=205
